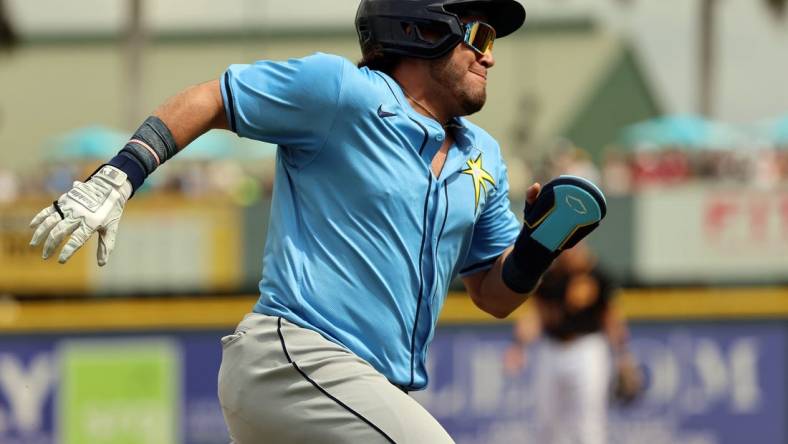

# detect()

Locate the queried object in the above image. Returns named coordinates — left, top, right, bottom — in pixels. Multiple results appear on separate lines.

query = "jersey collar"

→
left=374, top=70, right=469, bottom=132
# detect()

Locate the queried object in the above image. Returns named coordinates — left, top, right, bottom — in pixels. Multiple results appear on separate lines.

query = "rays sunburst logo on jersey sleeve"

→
left=461, top=153, right=496, bottom=212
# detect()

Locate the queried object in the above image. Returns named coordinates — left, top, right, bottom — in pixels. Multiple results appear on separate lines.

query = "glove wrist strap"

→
left=92, top=164, right=129, bottom=188
left=502, top=229, right=558, bottom=294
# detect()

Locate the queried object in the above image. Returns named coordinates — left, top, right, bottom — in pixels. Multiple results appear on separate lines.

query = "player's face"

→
left=428, top=16, right=495, bottom=116
left=556, top=241, right=594, bottom=272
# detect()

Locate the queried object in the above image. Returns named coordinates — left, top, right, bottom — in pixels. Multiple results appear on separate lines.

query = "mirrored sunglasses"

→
left=463, top=21, right=496, bottom=55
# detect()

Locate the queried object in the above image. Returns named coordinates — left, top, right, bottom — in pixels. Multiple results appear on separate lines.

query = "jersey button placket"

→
left=420, top=163, right=446, bottom=370
left=416, top=187, right=438, bottom=380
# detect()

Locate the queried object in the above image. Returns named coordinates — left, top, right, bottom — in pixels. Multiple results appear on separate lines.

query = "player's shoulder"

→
left=296, top=52, right=387, bottom=92
left=280, top=52, right=353, bottom=78
left=322, top=61, right=405, bottom=111
left=459, top=118, right=498, bottom=146
left=298, top=52, right=353, bottom=67
left=459, top=118, right=503, bottom=157
left=235, top=52, right=352, bottom=89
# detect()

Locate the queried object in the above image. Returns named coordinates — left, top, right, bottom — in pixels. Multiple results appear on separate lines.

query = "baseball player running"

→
left=506, top=242, right=640, bottom=444
left=29, top=1, right=607, bottom=442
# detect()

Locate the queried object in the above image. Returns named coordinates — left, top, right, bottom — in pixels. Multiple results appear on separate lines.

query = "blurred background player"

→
left=26, top=0, right=607, bottom=442
left=505, top=241, right=642, bottom=444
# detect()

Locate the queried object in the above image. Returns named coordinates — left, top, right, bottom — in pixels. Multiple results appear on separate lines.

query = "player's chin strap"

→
left=98, top=116, right=179, bottom=195
left=502, top=175, right=607, bottom=294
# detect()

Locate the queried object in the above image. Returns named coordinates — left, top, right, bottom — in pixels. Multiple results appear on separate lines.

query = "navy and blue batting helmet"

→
left=356, top=0, right=526, bottom=59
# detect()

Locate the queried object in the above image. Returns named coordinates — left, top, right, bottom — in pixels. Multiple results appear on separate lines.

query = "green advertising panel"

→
left=58, top=340, right=180, bottom=444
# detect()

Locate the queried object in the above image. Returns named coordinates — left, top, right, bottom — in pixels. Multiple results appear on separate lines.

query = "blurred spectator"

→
left=12, top=157, right=276, bottom=204
left=556, top=147, right=601, bottom=184
left=751, top=148, right=781, bottom=189
left=536, top=140, right=601, bottom=185
left=504, top=242, right=643, bottom=444
left=598, top=142, right=788, bottom=192
left=777, top=150, right=788, bottom=181
left=14, top=132, right=788, bottom=202
left=630, top=147, right=690, bottom=188
left=0, top=168, right=18, bottom=203
left=600, top=149, right=632, bottom=196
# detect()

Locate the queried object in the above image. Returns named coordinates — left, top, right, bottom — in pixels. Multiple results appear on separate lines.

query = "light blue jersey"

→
left=220, top=53, right=520, bottom=390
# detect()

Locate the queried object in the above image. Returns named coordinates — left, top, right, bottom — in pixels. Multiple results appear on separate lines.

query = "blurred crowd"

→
left=0, top=159, right=276, bottom=205
left=531, top=142, right=788, bottom=196
left=3, top=141, right=788, bottom=205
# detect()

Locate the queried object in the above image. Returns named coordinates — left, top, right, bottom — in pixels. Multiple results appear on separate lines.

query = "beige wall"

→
left=0, top=37, right=360, bottom=170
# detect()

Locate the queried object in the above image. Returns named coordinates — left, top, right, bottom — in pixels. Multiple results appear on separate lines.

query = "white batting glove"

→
left=29, top=165, right=132, bottom=266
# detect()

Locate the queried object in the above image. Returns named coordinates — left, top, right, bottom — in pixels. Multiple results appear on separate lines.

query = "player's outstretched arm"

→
left=29, top=80, right=228, bottom=265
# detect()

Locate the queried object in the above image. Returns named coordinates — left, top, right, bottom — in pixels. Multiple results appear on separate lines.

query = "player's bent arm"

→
left=153, top=79, right=228, bottom=148
left=463, top=183, right=542, bottom=319
left=29, top=80, right=228, bottom=265
left=462, top=247, right=531, bottom=319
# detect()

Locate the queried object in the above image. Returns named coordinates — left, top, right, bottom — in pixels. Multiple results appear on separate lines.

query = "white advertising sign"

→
left=635, top=184, right=788, bottom=283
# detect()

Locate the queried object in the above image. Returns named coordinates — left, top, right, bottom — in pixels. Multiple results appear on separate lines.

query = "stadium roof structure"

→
left=462, top=25, right=663, bottom=163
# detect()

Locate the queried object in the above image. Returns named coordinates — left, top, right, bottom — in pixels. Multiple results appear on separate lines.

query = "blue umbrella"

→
left=47, top=126, right=276, bottom=161
left=756, top=115, right=788, bottom=147
left=181, top=131, right=277, bottom=160
left=47, top=126, right=130, bottom=161
left=178, top=131, right=234, bottom=160
left=619, top=114, right=744, bottom=150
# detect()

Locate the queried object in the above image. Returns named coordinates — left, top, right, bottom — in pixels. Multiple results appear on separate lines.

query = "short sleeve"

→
left=220, top=52, right=345, bottom=160
left=459, top=159, right=521, bottom=276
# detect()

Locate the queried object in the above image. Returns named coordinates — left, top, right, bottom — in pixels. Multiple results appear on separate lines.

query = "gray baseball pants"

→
left=218, top=312, right=454, bottom=444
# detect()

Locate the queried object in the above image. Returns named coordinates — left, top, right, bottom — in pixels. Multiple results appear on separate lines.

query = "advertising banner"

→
left=59, top=341, right=180, bottom=444
left=0, top=199, right=242, bottom=296
left=0, top=202, right=90, bottom=294
left=0, top=332, right=228, bottom=444
left=635, top=185, right=788, bottom=284
left=0, top=321, right=784, bottom=444
left=416, top=322, right=785, bottom=444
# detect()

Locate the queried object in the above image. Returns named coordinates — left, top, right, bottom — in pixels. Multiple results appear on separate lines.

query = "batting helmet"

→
left=355, top=0, right=526, bottom=59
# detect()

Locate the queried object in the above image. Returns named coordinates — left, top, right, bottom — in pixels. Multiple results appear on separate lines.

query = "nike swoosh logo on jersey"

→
left=377, top=105, right=396, bottom=118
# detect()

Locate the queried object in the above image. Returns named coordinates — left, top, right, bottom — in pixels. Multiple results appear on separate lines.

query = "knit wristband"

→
left=104, top=116, right=179, bottom=193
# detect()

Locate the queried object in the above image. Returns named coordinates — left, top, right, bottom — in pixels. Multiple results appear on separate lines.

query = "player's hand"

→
left=503, top=344, right=526, bottom=375
left=29, top=165, right=132, bottom=266
left=503, top=176, right=606, bottom=293
left=612, top=353, right=645, bottom=405
left=523, top=175, right=606, bottom=253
